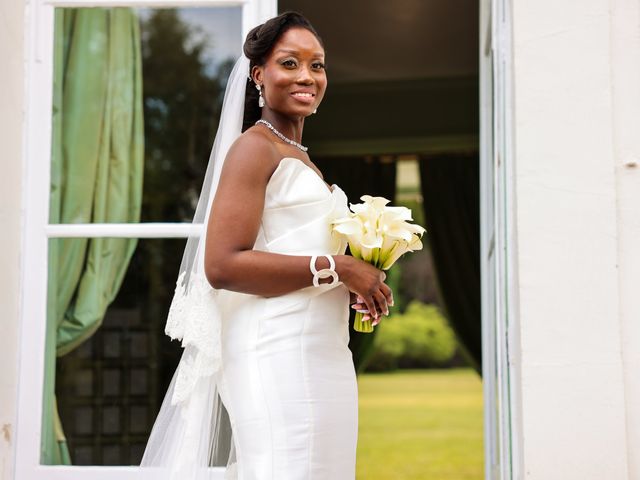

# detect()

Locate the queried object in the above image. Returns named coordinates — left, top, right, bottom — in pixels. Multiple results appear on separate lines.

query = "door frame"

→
left=479, top=0, right=522, bottom=479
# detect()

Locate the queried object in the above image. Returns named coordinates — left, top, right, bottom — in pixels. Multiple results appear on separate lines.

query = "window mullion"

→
left=43, top=0, right=248, bottom=8
left=45, top=223, right=204, bottom=238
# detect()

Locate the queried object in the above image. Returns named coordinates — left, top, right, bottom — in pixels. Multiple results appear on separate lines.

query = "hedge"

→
left=365, top=300, right=457, bottom=371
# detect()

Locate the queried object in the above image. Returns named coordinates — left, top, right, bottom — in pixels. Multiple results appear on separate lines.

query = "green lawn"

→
left=356, top=368, right=483, bottom=480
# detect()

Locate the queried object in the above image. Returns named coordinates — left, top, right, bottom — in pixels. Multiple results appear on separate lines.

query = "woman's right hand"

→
left=336, top=255, right=393, bottom=321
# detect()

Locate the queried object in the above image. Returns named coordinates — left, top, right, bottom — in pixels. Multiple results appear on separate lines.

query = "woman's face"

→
left=253, top=27, right=327, bottom=119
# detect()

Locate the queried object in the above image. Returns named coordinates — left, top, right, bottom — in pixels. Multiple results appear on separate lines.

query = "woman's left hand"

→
left=349, top=293, right=391, bottom=326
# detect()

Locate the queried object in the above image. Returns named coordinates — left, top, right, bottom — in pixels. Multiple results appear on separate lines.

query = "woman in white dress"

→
left=141, top=11, right=393, bottom=480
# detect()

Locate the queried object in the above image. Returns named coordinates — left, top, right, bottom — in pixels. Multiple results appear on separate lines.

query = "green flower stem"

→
left=354, top=310, right=374, bottom=333
left=371, top=247, right=380, bottom=266
left=350, top=248, right=388, bottom=333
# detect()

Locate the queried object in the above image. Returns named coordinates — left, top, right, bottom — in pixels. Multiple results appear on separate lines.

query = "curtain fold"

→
left=418, top=154, right=482, bottom=373
left=43, top=7, right=144, bottom=464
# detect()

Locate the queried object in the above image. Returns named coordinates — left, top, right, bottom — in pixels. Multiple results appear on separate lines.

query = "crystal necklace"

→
left=255, top=119, right=308, bottom=152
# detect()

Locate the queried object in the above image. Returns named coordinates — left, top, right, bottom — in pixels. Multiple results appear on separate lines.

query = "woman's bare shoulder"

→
left=224, top=126, right=281, bottom=179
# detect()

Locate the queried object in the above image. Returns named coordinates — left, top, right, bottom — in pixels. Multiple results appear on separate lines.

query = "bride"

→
left=141, top=11, right=393, bottom=479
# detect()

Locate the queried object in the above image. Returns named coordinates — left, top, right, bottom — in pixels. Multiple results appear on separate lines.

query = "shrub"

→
left=365, top=300, right=457, bottom=372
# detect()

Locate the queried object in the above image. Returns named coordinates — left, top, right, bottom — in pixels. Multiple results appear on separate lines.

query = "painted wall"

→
left=511, top=0, right=637, bottom=478
left=0, top=0, right=25, bottom=477
left=610, top=0, right=640, bottom=477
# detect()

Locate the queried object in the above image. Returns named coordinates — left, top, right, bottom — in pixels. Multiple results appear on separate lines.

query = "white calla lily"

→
left=330, top=195, right=427, bottom=333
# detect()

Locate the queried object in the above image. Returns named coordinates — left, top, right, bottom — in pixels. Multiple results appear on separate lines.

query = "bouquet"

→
left=330, top=195, right=426, bottom=333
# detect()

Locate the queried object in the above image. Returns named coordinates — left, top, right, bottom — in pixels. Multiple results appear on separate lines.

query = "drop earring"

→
left=312, top=107, right=317, bottom=114
left=256, top=84, right=265, bottom=108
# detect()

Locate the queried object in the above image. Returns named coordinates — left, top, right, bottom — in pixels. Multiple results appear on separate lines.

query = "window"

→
left=17, top=1, right=275, bottom=478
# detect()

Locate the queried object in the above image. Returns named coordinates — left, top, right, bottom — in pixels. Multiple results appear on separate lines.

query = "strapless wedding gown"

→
left=215, top=157, right=358, bottom=479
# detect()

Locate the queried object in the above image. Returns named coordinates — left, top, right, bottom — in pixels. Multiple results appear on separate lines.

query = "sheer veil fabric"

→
left=140, top=53, right=251, bottom=479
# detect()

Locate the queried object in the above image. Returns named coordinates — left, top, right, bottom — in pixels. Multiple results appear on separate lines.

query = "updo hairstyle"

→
left=241, top=11, right=324, bottom=132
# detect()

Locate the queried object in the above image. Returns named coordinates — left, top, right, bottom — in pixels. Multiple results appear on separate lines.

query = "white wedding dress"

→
left=214, top=156, right=358, bottom=479
left=141, top=156, right=358, bottom=479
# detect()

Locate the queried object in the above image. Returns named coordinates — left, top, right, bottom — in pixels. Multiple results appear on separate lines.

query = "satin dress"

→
left=215, top=157, right=358, bottom=480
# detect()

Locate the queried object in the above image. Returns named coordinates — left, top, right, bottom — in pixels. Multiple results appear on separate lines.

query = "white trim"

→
left=479, top=1, right=499, bottom=476
left=46, top=223, right=203, bottom=238
left=479, top=0, right=521, bottom=479
left=14, top=0, right=276, bottom=478
left=491, top=0, right=510, bottom=474
left=44, top=0, right=246, bottom=6
left=26, top=466, right=227, bottom=479
left=500, top=0, right=523, bottom=477
left=15, top=0, right=56, bottom=475
left=479, top=0, right=495, bottom=476
left=242, top=0, right=275, bottom=37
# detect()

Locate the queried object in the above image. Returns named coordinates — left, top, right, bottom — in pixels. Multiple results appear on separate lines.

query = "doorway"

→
left=278, top=0, right=520, bottom=478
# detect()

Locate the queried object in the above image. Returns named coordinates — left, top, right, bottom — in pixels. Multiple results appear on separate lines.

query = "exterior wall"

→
left=611, top=0, right=640, bottom=478
left=0, top=0, right=25, bottom=477
left=511, top=0, right=634, bottom=478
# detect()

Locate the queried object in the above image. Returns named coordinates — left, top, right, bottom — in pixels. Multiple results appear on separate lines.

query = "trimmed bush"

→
left=365, top=300, right=457, bottom=372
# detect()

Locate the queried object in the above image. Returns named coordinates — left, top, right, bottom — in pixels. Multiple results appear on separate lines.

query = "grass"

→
left=356, top=368, right=483, bottom=480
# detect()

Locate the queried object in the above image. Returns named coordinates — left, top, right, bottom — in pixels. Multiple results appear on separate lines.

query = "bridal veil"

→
left=140, top=53, right=251, bottom=480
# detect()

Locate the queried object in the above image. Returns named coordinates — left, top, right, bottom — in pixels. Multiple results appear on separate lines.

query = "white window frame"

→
left=479, top=0, right=522, bottom=479
left=16, top=0, right=276, bottom=478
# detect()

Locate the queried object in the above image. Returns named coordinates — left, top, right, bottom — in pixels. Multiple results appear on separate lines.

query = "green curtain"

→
left=418, top=154, right=482, bottom=373
left=42, top=7, right=144, bottom=464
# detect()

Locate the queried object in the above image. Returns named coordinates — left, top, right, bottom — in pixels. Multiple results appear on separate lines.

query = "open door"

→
left=479, top=0, right=521, bottom=479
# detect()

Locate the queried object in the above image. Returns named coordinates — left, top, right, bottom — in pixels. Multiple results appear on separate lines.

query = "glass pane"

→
left=51, top=237, right=187, bottom=466
left=49, top=6, right=242, bottom=226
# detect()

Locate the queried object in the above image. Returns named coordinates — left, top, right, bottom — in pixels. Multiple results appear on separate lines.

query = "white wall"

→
left=511, top=0, right=634, bottom=478
left=0, top=0, right=25, bottom=477
left=611, top=0, right=640, bottom=478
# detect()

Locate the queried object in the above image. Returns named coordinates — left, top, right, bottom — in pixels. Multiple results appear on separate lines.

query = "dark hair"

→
left=241, top=11, right=324, bottom=132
